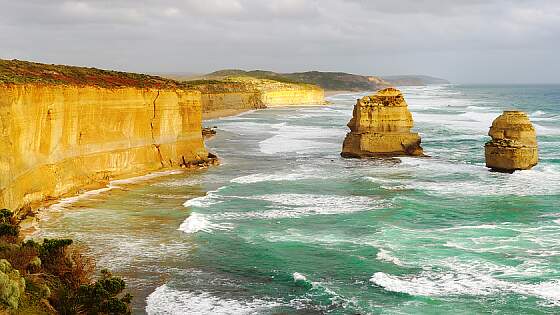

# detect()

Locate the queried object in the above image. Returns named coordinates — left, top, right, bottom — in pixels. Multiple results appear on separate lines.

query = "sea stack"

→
left=341, top=87, right=423, bottom=158
left=485, top=111, right=538, bottom=172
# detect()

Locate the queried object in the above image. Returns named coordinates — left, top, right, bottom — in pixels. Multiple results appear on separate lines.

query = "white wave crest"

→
left=183, top=187, right=228, bottom=208
left=393, top=158, right=560, bottom=197
left=239, top=194, right=387, bottom=218
left=258, top=123, right=344, bottom=154
left=376, top=249, right=403, bottom=266
left=370, top=271, right=560, bottom=306
left=146, top=285, right=282, bottom=315
left=293, top=272, right=308, bottom=282
left=531, top=110, right=547, bottom=117
left=230, top=172, right=310, bottom=184
left=177, top=213, right=233, bottom=234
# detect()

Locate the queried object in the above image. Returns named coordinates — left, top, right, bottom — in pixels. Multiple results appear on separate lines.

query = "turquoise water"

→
left=36, top=85, right=560, bottom=314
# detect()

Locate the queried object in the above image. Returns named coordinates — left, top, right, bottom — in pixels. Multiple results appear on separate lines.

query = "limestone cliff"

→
left=341, top=88, right=423, bottom=158
left=259, top=84, right=324, bottom=107
left=186, top=80, right=265, bottom=119
left=0, top=83, right=209, bottom=212
left=485, top=111, right=538, bottom=172
left=184, top=76, right=325, bottom=119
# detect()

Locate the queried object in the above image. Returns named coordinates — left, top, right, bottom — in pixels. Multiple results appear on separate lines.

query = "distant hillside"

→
left=381, top=75, right=450, bottom=86
left=201, top=70, right=449, bottom=91
left=204, top=70, right=391, bottom=91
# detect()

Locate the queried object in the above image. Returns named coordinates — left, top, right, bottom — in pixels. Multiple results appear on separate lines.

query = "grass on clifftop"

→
left=0, top=59, right=183, bottom=89
left=1, top=59, right=323, bottom=92
left=182, top=75, right=321, bottom=94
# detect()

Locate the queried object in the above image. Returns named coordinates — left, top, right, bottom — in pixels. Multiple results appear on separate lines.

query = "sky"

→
left=1, top=0, right=559, bottom=83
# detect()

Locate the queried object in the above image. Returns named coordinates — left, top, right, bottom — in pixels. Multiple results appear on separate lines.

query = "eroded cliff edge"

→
left=0, top=60, right=210, bottom=212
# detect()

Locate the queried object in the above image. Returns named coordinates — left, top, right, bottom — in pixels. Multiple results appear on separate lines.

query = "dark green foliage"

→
left=39, top=238, right=73, bottom=259
left=0, top=210, right=19, bottom=242
left=52, top=285, right=78, bottom=315
left=0, top=209, right=131, bottom=314
left=0, top=223, right=19, bottom=237
left=22, top=239, right=39, bottom=248
left=0, top=209, right=13, bottom=223
left=76, top=269, right=131, bottom=314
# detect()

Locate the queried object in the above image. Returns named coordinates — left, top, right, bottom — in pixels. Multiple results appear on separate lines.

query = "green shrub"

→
left=75, top=269, right=131, bottom=314
left=0, top=207, right=131, bottom=314
left=39, top=238, right=73, bottom=258
left=0, top=209, right=13, bottom=224
left=0, top=259, right=26, bottom=309
left=0, top=223, right=19, bottom=237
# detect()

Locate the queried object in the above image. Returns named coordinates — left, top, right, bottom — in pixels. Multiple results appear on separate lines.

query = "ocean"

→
left=35, top=85, right=560, bottom=314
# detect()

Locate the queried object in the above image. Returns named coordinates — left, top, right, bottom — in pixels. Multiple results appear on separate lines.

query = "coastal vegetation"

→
left=0, top=59, right=182, bottom=89
left=0, top=209, right=131, bottom=314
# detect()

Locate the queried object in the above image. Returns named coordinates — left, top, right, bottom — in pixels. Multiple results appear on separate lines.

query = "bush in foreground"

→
left=0, top=209, right=132, bottom=314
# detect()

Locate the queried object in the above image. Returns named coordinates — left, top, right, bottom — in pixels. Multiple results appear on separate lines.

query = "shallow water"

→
left=36, top=85, right=560, bottom=314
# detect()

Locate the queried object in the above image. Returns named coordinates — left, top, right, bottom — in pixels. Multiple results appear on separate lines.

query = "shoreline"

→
left=19, top=169, right=189, bottom=238
left=20, top=168, right=196, bottom=313
left=202, top=108, right=255, bottom=120
left=23, top=94, right=348, bottom=311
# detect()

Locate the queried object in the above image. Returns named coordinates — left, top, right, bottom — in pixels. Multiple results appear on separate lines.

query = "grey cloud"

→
left=0, top=0, right=558, bottom=83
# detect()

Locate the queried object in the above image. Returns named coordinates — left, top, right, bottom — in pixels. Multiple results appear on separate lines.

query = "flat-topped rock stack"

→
left=485, top=111, right=538, bottom=172
left=341, top=87, right=424, bottom=158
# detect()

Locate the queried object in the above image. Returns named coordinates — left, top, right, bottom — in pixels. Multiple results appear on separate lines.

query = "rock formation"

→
left=341, top=88, right=423, bottom=158
left=485, top=111, right=538, bottom=172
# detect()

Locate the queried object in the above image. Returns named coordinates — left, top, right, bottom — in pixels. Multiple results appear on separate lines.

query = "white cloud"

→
left=0, top=0, right=559, bottom=83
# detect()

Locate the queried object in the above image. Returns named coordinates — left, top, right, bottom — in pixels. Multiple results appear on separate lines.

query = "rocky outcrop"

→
left=0, top=83, right=210, bottom=212
left=485, top=111, right=538, bottom=172
left=341, top=88, right=423, bottom=158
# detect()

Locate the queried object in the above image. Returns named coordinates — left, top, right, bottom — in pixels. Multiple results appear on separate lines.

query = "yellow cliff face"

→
left=0, top=84, right=209, bottom=211
left=189, top=77, right=325, bottom=119
left=200, top=91, right=265, bottom=119
left=260, top=87, right=325, bottom=107
left=341, top=88, right=424, bottom=158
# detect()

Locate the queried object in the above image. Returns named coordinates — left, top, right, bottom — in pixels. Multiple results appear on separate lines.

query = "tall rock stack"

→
left=341, top=88, right=423, bottom=158
left=485, top=111, right=538, bottom=172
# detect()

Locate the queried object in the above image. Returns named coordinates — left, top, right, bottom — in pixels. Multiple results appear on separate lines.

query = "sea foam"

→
left=230, top=172, right=311, bottom=184
left=146, top=285, right=282, bottom=315
left=370, top=271, right=560, bottom=306
left=177, top=213, right=233, bottom=234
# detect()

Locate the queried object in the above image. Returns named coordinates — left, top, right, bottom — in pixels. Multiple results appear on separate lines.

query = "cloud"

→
left=0, top=0, right=559, bottom=83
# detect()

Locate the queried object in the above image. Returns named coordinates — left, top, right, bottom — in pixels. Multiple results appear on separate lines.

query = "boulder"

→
left=341, top=88, right=423, bottom=158
left=485, top=111, right=538, bottom=172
